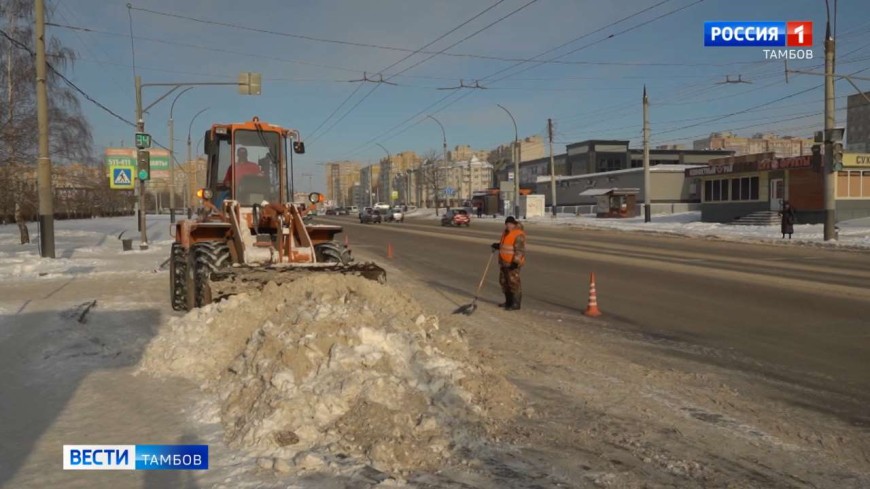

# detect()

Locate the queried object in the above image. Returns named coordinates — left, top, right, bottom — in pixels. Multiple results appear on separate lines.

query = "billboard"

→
left=104, top=148, right=171, bottom=182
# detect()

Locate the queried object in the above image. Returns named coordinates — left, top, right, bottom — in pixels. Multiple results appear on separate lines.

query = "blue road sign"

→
left=110, top=166, right=135, bottom=190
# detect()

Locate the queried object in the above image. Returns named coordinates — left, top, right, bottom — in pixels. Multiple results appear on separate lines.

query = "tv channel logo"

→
left=704, top=21, right=813, bottom=47
left=63, top=445, right=208, bottom=471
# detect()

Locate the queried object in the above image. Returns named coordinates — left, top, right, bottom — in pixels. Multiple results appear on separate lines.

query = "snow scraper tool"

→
left=454, top=250, right=496, bottom=315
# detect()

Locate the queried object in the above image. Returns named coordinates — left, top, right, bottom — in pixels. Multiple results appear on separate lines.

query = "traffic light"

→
left=137, top=150, right=151, bottom=181
left=811, top=144, right=822, bottom=172
left=831, top=142, right=844, bottom=172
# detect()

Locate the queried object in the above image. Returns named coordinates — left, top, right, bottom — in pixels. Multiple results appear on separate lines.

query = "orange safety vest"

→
left=499, top=229, right=526, bottom=266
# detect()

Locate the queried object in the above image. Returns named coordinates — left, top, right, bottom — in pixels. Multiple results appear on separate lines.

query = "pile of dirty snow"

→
left=140, top=274, right=519, bottom=475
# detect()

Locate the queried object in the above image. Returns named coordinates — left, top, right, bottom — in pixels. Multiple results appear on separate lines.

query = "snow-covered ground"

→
left=406, top=208, right=870, bottom=249
left=0, top=214, right=174, bottom=279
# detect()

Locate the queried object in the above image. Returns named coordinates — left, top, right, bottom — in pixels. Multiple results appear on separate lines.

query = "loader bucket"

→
left=206, top=262, right=386, bottom=304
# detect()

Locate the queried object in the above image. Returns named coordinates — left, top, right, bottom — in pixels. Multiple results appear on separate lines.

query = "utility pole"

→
left=643, top=85, right=651, bottom=223
left=168, top=87, right=193, bottom=217
left=35, top=0, right=55, bottom=257
left=135, top=75, right=148, bottom=249
left=427, top=115, right=447, bottom=215
left=548, top=118, right=557, bottom=217
left=497, top=105, right=520, bottom=218
left=823, top=22, right=836, bottom=241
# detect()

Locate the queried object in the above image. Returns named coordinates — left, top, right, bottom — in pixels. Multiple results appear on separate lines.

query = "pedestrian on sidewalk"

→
left=491, top=216, right=526, bottom=310
left=14, top=202, right=29, bottom=245
left=780, top=201, right=796, bottom=239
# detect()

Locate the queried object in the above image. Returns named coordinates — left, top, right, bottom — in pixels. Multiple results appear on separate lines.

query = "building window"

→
left=837, top=170, right=870, bottom=197
left=705, top=176, right=759, bottom=202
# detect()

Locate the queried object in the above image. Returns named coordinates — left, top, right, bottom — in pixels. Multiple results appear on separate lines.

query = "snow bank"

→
left=523, top=212, right=870, bottom=249
left=0, top=216, right=174, bottom=279
left=140, top=274, right=518, bottom=476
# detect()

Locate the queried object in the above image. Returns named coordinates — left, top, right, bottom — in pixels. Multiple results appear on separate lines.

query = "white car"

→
left=373, top=202, right=390, bottom=212
left=387, top=207, right=404, bottom=222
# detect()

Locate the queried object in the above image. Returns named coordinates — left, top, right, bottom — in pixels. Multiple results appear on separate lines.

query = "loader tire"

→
left=169, top=243, right=191, bottom=311
left=191, top=241, right=231, bottom=308
left=314, top=242, right=352, bottom=265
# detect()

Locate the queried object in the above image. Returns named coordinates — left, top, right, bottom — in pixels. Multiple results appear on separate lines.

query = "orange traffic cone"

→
left=387, top=243, right=394, bottom=259
left=584, top=272, right=602, bottom=317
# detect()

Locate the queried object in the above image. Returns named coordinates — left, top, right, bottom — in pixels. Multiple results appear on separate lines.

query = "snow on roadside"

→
left=0, top=215, right=174, bottom=279
left=139, top=273, right=520, bottom=477
left=405, top=208, right=870, bottom=249
left=521, top=211, right=870, bottom=249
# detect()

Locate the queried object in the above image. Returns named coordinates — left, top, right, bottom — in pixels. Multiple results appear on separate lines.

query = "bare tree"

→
left=418, top=149, right=445, bottom=214
left=1, top=0, right=94, bottom=237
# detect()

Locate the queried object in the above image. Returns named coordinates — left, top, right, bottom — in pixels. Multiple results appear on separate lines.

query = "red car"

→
left=441, top=209, right=471, bottom=227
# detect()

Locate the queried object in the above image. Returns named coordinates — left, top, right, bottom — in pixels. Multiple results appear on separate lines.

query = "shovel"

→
left=454, top=250, right=496, bottom=315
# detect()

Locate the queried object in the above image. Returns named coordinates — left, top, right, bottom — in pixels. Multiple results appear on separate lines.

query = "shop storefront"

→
left=689, top=152, right=870, bottom=223
left=687, top=153, right=823, bottom=223
left=836, top=153, right=870, bottom=220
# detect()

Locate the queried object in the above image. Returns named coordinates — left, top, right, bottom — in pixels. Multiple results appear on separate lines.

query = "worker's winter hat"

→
left=505, top=216, right=518, bottom=224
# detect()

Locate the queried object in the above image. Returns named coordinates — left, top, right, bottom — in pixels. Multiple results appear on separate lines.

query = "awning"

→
left=578, top=188, right=639, bottom=197
left=578, top=188, right=614, bottom=196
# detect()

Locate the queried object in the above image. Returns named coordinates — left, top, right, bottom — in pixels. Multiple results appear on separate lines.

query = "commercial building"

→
left=535, top=165, right=703, bottom=212
left=357, top=164, right=381, bottom=207
left=377, top=151, right=419, bottom=205
left=324, top=161, right=361, bottom=207
left=693, top=131, right=814, bottom=157
left=400, top=153, right=494, bottom=208
left=497, top=140, right=731, bottom=196
left=448, top=144, right=489, bottom=162
left=488, top=135, right=546, bottom=171
left=689, top=152, right=870, bottom=223
left=846, top=91, right=870, bottom=152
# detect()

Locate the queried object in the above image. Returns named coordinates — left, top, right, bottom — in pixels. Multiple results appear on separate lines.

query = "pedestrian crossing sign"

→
left=110, top=166, right=135, bottom=190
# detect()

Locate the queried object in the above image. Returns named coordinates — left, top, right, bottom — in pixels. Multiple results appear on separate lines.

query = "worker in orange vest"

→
left=490, top=216, right=526, bottom=310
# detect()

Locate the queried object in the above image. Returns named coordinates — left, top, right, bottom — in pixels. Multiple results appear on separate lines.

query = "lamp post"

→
left=133, top=71, right=260, bottom=249
left=169, top=87, right=194, bottom=216
left=497, top=104, right=520, bottom=218
left=187, top=107, right=209, bottom=203
left=426, top=115, right=447, bottom=215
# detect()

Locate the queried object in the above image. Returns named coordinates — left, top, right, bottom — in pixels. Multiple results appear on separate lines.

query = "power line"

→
left=45, top=22, right=368, bottom=74
left=488, top=0, right=700, bottom=84
left=0, top=28, right=136, bottom=128
left=386, top=0, right=540, bottom=79
left=307, top=83, right=364, bottom=140
left=379, top=0, right=507, bottom=76
left=115, top=8, right=761, bottom=68
left=340, top=0, right=692, bottom=157
left=309, top=0, right=539, bottom=143
left=309, top=84, right=380, bottom=144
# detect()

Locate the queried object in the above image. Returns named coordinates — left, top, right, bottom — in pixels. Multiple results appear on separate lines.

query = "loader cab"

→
left=203, top=117, right=305, bottom=208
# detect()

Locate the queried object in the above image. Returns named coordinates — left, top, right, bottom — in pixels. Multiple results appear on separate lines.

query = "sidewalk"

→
left=406, top=208, right=870, bottom=250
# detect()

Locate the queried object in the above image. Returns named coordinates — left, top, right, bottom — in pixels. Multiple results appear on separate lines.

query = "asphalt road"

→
left=322, top=215, right=870, bottom=426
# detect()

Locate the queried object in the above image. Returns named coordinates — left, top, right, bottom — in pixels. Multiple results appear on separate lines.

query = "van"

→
left=349, top=205, right=359, bottom=214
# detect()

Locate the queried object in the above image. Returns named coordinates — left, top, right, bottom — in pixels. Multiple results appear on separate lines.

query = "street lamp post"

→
left=187, top=107, right=210, bottom=202
left=169, top=87, right=194, bottom=217
left=426, top=115, right=447, bottom=215
left=134, top=72, right=260, bottom=249
left=497, top=104, right=520, bottom=218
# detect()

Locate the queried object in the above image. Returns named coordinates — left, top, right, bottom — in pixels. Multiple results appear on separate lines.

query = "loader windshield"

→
left=219, top=129, right=281, bottom=206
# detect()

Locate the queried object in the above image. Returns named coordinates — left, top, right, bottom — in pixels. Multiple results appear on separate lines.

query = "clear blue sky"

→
left=50, top=0, right=870, bottom=191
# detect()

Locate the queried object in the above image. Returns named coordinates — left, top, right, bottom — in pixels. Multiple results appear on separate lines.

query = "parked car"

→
left=325, top=209, right=337, bottom=216
left=359, top=208, right=382, bottom=224
left=386, top=207, right=404, bottom=223
left=337, top=207, right=349, bottom=215
left=348, top=205, right=359, bottom=214
left=441, top=209, right=470, bottom=227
